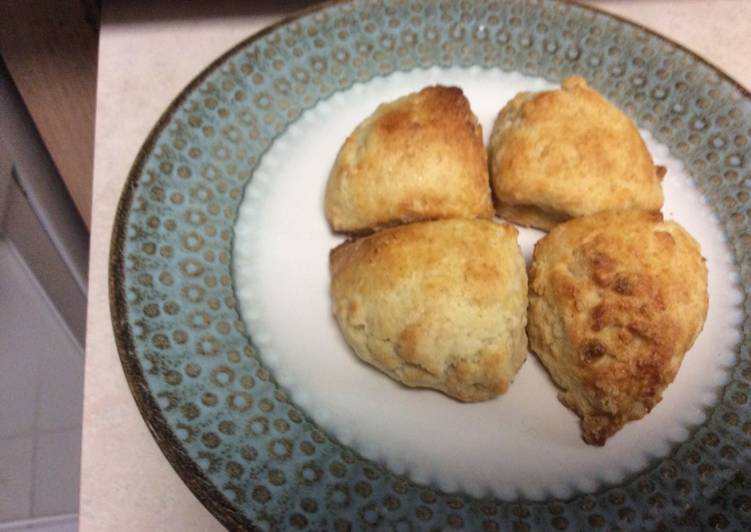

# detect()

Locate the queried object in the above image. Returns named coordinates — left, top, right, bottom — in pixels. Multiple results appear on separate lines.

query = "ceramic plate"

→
left=110, top=0, right=751, bottom=529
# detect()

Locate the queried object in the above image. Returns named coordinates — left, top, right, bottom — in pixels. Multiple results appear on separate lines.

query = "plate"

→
left=110, top=0, right=751, bottom=529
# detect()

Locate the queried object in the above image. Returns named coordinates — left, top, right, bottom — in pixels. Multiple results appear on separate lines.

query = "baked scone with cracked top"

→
left=489, top=76, right=665, bottom=231
left=330, top=219, right=527, bottom=401
left=325, top=85, right=493, bottom=233
left=527, top=211, right=708, bottom=445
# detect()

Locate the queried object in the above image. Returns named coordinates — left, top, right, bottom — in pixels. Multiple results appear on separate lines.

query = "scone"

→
left=330, top=219, right=527, bottom=401
left=527, top=211, right=708, bottom=445
left=489, top=76, right=665, bottom=231
left=325, top=86, right=493, bottom=233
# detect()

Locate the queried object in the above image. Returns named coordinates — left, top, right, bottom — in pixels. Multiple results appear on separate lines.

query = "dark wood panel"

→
left=0, top=0, right=100, bottom=228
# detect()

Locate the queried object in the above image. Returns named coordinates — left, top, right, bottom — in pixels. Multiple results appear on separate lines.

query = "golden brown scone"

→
left=330, top=219, right=527, bottom=401
left=527, top=211, right=708, bottom=445
left=489, top=76, right=665, bottom=231
left=325, top=86, right=493, bottom=233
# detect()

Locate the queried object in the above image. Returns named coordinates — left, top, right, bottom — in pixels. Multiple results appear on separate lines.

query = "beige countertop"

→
left=81, top=1, right=750, bottom=530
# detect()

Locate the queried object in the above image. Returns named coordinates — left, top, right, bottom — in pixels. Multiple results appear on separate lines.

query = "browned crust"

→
left=329, top=219, right=527, bottom=402
left=527, top=211, right=708, bottom=445
left=325, top=85, right=493, bottom=233
left=494, top=201, right=571, bottom=231
left=489, top=76, right=665, bottom=231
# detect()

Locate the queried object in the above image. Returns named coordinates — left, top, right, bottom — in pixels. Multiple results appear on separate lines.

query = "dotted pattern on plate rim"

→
left=117, top=0, right=751, bottom=529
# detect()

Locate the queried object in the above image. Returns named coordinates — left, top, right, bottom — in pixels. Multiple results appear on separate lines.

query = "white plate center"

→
left=233, top=67, right=743, bottom=500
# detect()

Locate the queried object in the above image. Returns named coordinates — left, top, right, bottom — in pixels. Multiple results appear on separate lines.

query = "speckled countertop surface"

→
left=81, top=1, right=750, bottom=530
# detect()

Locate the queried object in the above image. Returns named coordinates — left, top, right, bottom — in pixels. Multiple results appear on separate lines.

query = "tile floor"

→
left=0, top=515, right=77, bottom=532
left=0, top=239, right=83, bottom=529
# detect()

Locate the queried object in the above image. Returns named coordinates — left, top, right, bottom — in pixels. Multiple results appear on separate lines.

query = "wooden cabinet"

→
left=0, top=0, right=99, bottom=228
